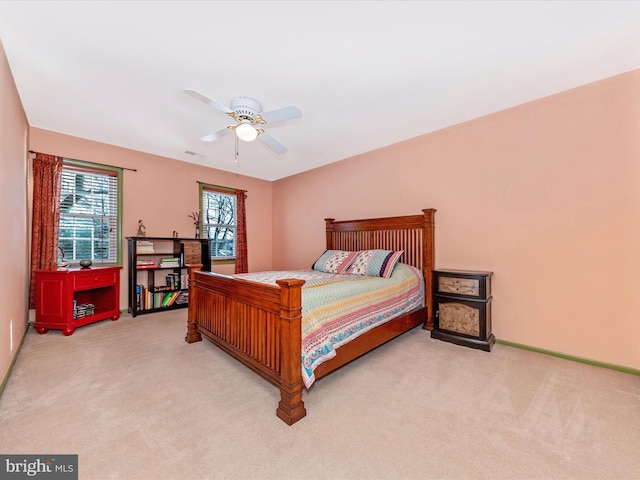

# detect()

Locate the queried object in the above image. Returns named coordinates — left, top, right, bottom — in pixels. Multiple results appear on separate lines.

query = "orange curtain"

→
left=235, top=190, right=248, bottom=274
left=29, top=153, right=63, bottom=308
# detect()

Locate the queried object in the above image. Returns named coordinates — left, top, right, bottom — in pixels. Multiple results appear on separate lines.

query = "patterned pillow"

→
left=347, top=250, right=404, bottom=278
left=312, top=250, right=359, bottom=274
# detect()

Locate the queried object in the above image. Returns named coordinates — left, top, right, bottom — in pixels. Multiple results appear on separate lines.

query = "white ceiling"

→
left=1, top=1, right=639, bottom=181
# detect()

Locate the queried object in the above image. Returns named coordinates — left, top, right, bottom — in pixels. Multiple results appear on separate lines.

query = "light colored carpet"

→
left=0, top=309, right=639, bottom=480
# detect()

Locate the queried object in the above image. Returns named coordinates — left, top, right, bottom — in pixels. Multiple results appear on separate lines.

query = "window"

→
left=58, top=160, right=122, bottom=265
left=201, top=185, right=236, bottom=260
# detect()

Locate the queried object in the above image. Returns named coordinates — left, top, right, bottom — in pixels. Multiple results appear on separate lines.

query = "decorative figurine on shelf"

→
left=137, top=219, right=146, bottom=237
left=58, top=246, right=71, bottom=269
left=188, top=211, right=201, bottom=238
left=79, top=259, right=93, bottom=269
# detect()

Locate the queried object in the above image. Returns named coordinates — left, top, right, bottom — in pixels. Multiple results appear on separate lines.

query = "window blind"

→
left=59, top=164, right=119, bottom=264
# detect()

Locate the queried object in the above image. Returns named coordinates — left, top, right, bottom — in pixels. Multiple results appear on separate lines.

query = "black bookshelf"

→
left=126, top=237, right=211, bottom=317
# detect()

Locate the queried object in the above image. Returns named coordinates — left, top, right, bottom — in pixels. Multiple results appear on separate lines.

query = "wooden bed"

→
left=185, top=209, right=436, bottom=425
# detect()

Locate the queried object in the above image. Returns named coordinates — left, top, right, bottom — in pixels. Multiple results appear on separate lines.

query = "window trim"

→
left=61, top=158, right=123, bottom=266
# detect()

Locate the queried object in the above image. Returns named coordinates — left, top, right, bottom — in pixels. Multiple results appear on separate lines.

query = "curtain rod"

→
left=29, top=150, right=137, bottom=172
left=196, top=181, right=246, bottom=193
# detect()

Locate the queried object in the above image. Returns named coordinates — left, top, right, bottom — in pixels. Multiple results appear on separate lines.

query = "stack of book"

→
left=74, top=303, right=95, bottom=319
left=136, top=259, right=156, bottom=269
left=175, top=291, right=189, bottom=305
left=136, top=241, right=154, bottom=254
left=159, top=257, right=180, bottom=268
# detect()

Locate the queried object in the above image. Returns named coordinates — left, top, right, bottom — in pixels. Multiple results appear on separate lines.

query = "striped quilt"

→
left=232, top=263, right=424, bottom=388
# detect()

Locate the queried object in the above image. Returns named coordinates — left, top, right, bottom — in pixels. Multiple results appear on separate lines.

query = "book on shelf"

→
left=136, top=284, right=149, bottom=310
left=166, top=273, right=180, bottom=289
left=136, top=263, right=157, bottom=269
left=151, top=285, right=173, bottom=293
left=161, top=291, right=180, bottom=307
left=159, top=257, right=180, bottom=268
left=149, top=290, right=182, bottom=309
left=135, top=284, right=184, bottom=311
left=161, top=293, right=172, bottom=307
left=175, top=291, right=189, bottom=305
left=136, top=240, right=155, bottom=254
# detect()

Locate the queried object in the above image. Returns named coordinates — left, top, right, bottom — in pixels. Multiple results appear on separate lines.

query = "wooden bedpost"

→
left=185, top=264, right=203, bottom=343
left=324, top=218, right=336, bottom=250
left=275, top=278, right=307, bottom=426
left=422, top=209, right=436, bottom=331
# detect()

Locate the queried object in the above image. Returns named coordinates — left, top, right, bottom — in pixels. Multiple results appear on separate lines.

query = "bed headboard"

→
left=324, top=209, right=436, bottom=329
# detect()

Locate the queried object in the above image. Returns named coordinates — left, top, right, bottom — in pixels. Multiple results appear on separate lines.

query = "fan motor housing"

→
left=230, top=96, right=262, bottom=119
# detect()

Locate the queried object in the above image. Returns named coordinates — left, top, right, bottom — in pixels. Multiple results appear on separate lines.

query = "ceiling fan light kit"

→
left=184, top=89, right=301, bottom=155
left=235, top=121, right=259, bottom=142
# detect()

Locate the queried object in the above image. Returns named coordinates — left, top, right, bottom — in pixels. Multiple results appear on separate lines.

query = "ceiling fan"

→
left=184, top=89, right=302, bottom=155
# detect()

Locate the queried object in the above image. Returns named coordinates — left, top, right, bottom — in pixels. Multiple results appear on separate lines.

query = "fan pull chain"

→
left=235, top=134, right=239, bottom=163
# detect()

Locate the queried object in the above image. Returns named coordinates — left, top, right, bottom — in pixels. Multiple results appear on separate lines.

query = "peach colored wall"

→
left=273, top=70, right=640, bottom=371
left=29, top=128, right=274, bottom=310
left=0, top=40, right=30, bottom=384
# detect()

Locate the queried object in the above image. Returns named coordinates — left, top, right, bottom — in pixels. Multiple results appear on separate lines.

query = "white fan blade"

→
left=259, top=132, right=288, bottom=155
left=201, top=127, right=231, bottom=142
left=184, top=89, right=233, bottom=114
left=261, top=105, right=302, bottom=124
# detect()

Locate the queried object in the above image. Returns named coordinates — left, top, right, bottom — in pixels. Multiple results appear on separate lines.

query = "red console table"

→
left=34, top=266, right=122, bottom=336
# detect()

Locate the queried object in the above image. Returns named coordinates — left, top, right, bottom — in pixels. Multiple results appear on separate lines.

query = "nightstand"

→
left=431, top=269, right=494, bottom=351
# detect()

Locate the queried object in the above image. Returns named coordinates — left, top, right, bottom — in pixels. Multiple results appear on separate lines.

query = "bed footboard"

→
left=186, top=265, right=307, bottom=425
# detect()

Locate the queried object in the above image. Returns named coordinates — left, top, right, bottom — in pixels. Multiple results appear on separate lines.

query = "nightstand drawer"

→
left=433, top=269, right=491, bottom=300
left=437, top=276, right=480, bottom=297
